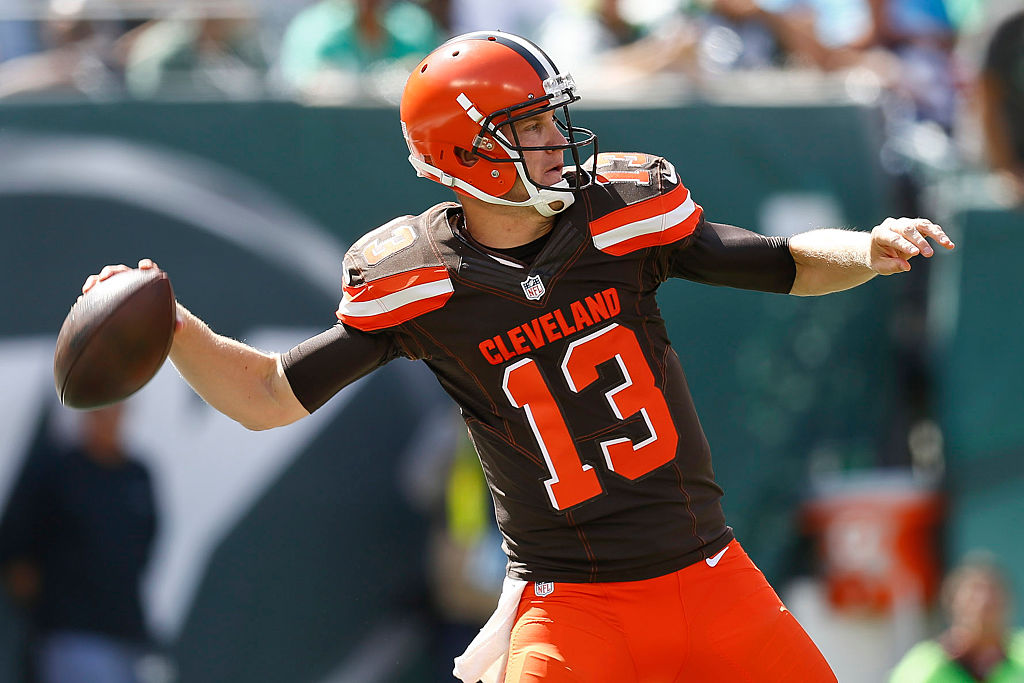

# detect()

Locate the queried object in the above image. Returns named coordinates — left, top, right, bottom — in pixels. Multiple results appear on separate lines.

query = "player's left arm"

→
left=788, top=217, right=955, bottom=296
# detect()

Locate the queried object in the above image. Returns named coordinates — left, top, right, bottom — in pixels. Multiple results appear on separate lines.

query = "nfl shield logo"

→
left=521, top=274, right=545, bottom=300
left=534, top=581, right=554, bottom=597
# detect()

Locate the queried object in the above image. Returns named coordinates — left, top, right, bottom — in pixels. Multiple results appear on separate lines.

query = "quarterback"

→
left=85, top=31, right=954, bottom=682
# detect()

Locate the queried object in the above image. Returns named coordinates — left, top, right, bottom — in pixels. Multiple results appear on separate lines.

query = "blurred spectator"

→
left=867, top=0, right=954, bottom=47
left=697, top=1, right=854, bottom=74
left=249, top=0, right=317, bottom=61
left=611, top=0, right=877, bottom=76
left=275, top=0, right=441, bottom=103
left=124, top=2, right=267, bottom=100
left=0, top=404, right=164, bottom=683
left=889, top=553, right=1024, bottom=683
left=447, top=0, right=553, bottom=41
left=693, top=0, right=790, bottom=70
left=0, top=0, right=123, bottom=100
left=869, top=0, right=958, bottom=131
left=534, top=0, right=642, bottom=74
left=714, top=0, right=957, bottom=126
left=0, top=0, right=42, bottom=63
left=593, top=0, right=958, bottom=128
left=976, top=10, right=1024, bottom=203
left=428, top=428, right=505, bottom=682
left=421, top=0, right=452, bottom=34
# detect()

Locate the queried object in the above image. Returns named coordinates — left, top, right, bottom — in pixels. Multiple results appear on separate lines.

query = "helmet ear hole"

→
left=454, top=147, right=479, bottom=167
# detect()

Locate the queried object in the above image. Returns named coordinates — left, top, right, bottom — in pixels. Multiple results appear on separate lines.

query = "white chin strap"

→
left=408, top=155, right=575, bottom=217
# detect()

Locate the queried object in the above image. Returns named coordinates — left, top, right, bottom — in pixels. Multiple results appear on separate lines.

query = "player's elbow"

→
left=237, top=407, right=304, bottom=432
left=787, top=271, right=826, bottom=296
left=231, top=402, right=281, bottom=431
left=240, top=364, right=309, bottom=431
left=788, top=263, right=865, bottom=297
left=788, top=281, right=829, bottom=296
left=239, top=416, right=279, bottom=432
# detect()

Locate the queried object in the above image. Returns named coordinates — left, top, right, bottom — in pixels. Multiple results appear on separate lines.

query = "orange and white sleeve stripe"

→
left=336, top=265, right=453, bottom=332
left=590, top=184, right=703, bottom=256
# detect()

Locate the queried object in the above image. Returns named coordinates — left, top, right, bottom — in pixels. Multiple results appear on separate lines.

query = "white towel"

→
left=453, top=577, right=528, bottom=683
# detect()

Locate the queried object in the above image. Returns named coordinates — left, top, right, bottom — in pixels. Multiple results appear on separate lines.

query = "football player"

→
left=85, top=31, right=954, bottom=682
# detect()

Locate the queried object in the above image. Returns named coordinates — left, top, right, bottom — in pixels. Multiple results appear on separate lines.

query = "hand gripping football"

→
left=54, top=268, right=176, bottom=409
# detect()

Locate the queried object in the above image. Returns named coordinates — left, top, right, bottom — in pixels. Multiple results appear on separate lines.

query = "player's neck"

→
left=459, top=195, right=556, bottom=249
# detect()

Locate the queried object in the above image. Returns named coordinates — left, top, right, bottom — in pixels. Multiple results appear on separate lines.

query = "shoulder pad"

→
left=586, top=152, right=703, bottom=256
left=592, top=152, right=662, bottom=183
left=336, top=213, right=453, bottom=331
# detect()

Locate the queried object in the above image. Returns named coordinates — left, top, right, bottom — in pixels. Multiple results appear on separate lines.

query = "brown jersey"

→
left=282, top=152, right=796, bottom=583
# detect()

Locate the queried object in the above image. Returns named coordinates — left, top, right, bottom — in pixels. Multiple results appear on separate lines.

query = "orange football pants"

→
left=504, top=540, right=836, bottom=682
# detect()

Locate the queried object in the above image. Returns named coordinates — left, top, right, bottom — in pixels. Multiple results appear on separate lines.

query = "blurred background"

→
left=0, top=0, right=1022, bottom=681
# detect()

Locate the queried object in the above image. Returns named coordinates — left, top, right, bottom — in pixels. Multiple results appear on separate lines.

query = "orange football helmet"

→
left=400, top=31, right=597, bottom=217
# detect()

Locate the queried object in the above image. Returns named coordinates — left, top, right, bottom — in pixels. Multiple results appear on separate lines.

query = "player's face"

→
left=510, top=110, right=567, bottom=188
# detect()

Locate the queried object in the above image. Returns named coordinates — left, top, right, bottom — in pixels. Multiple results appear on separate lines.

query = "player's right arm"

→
left=83, top=260, right=305, bottom=429
left=168, top=302, right=308, bottom=431
left=82, top=259, right=393, bottom=432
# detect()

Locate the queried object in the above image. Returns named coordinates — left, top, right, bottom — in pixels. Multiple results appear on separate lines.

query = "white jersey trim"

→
left=338, top=279, right=454, bottom=319
left=592, top=193, right=697, bottom=252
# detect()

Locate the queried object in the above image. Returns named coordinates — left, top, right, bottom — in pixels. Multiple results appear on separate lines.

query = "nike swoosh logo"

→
left=705, top=547, right=729, bottom=568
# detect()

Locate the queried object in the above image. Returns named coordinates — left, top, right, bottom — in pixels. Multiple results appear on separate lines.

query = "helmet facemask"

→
left=467, top=72, right=598, bottom=201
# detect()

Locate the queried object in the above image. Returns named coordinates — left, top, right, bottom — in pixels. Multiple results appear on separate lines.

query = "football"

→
left=54, top=268, right=176, bottom=409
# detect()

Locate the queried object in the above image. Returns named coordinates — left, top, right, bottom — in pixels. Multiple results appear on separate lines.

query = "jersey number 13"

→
left=502, top=323, right=679, bottom=510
